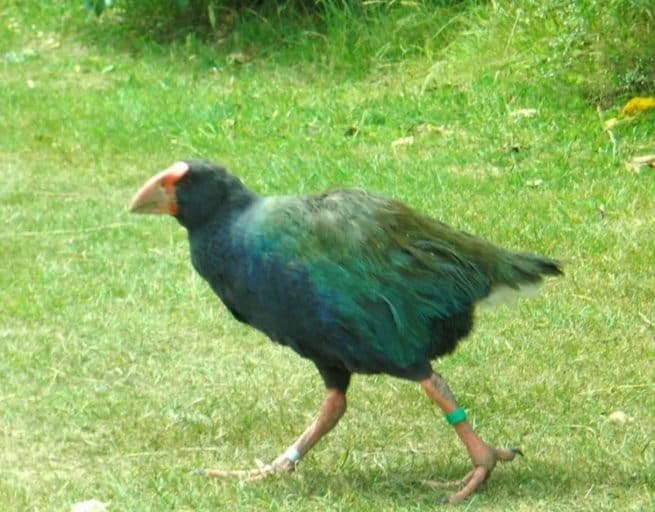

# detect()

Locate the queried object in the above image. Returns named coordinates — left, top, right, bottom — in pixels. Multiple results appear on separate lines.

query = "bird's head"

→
left=129, top=160, right=252, bottom=229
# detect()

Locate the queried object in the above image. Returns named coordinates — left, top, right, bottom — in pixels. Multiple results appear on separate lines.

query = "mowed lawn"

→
left=1, top=2, right=653, bottom=511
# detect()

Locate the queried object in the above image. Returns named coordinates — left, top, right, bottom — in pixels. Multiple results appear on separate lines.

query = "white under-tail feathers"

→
left=479, top=282, right=542, bottom=308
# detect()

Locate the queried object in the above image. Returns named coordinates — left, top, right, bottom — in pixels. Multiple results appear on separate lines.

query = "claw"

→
left=495, top=446, right=523, bottom=462
left=435, top=446, right=522, bottom=503
left=421, top=479, right=457, bottom=490
left=201, top=457, right=295, bottom=481
left=446, top=465, right=489, bottom=503
left=420, top=469, right=476, bottom=490
left=204, top=467, right=268, bottom=479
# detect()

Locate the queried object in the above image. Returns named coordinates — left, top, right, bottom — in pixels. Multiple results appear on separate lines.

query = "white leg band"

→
left=283, top=446, right=302, bottom=464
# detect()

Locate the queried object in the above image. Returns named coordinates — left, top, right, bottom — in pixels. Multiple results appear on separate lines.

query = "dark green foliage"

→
left=87, top=0, right=347, bottom=29
left=523, top=0, right=655, bottom=104
left=84, top=0, right=475, bottom=61
left=571, top=0, right=655, bottom=102
left=598, top=1, right=655, bottom=99
left=82, top=0, right=654, bottom=106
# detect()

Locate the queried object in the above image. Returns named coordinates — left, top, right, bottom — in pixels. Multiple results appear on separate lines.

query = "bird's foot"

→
left=440, top=446, right=522, bottom=504
left=199, top=455, right=296, bottom=482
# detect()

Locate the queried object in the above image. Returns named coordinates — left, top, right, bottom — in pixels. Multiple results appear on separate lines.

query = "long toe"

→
left=203, top=467, right=271, bottom=479
left=202, top=458, right=296, bottom=481
left=498, top=447, right=523, bottom=460
left=442, top=446, right=522, bottom=503
left=446, top=466, right=489, bottom=503
left=420, top=469, right=476, bottom=490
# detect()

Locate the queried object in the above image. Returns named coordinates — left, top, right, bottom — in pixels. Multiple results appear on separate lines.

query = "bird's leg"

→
left=204, top=387, right=346, bottom=480
left=420, top=372, right=521, bottom=503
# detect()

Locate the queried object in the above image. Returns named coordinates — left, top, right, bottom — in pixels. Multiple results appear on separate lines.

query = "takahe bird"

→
left=129, top=160, right=562, bottom=503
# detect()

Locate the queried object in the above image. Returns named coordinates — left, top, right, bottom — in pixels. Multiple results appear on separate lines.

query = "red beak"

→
left=129, top=161, right=189, bottom=215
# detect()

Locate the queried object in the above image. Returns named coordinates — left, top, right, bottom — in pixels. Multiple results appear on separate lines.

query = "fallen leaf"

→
left=620, top=96, right=655, bottom=117
left=227, top=52, right=249, bottom=64
left=597, top=204, right=605, bottom=219
left=625, top=154, right=655, bottom=174
left=41, top=37, right=60, bottom=50
left=413, top=123, right=452, bottom=137
left=71, top=500, right=109, bottom=512
left=391, top=135, right=414, bottom=147
left=305, top=122, right=320, bottom=136
left=630, top=154, right=655, bottom=165
left=603, top=117, right=620, bottom=130
left=509, top=108, right=538, bottom=118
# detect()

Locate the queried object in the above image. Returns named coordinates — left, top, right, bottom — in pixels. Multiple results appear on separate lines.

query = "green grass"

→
left=1, top=1, right=654, bottom=510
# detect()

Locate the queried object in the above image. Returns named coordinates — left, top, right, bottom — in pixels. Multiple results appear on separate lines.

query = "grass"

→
left=1, top=1, right=654, bottom=510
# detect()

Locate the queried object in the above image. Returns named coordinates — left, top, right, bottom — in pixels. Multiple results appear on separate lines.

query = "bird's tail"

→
left=480, top=252, right=563, bottom=307
left=508, top=252, right=563, bottom=279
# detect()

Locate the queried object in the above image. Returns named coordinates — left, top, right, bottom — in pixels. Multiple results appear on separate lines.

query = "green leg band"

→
left=445, top=407, right=467, bottom=426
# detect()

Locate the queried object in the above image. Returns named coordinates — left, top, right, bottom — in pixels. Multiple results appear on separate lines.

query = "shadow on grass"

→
left=191, top=456, right=645, bottom=506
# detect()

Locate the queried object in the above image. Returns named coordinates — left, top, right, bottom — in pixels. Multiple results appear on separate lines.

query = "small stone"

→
left=391, top=135, right=414, bottom=147
left=71, top=501, right=109, bottom=512
left=608, top=410, right=630, bottom=425
left=509, top=108, right=538, bottom=118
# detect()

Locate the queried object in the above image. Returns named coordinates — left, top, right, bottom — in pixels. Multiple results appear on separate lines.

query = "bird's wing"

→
left=239, top=190, right=496, bottom=366
left=261, top=189, right=496, bottom=300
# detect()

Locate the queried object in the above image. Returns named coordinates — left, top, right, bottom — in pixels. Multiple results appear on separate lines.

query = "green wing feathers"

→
left=253, top=187, right=562, bottom=313
left=248, top=189, right=561, bottom=366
